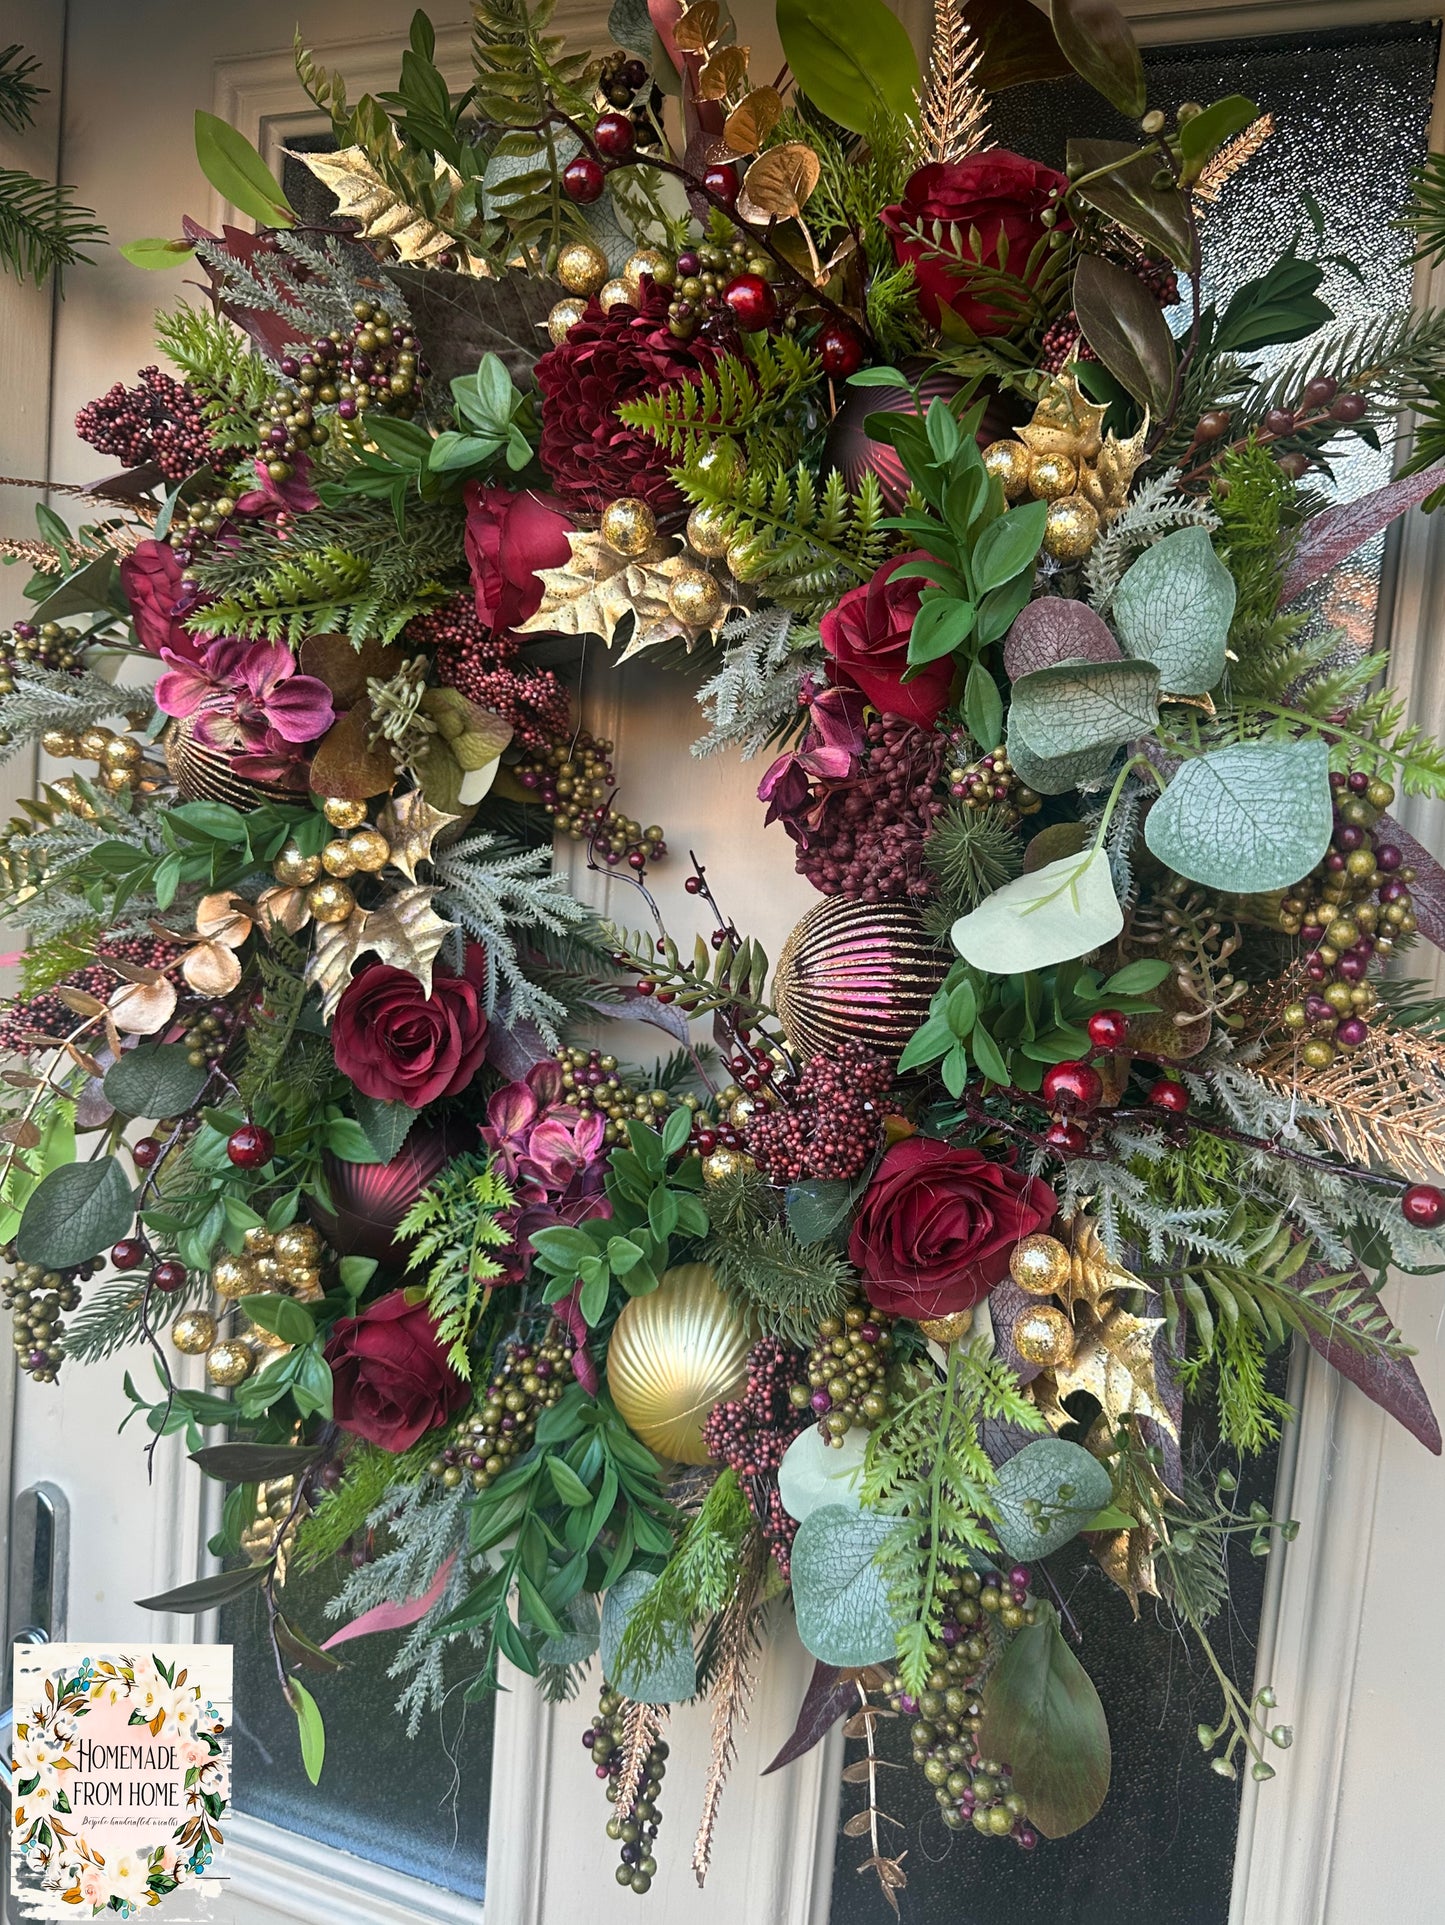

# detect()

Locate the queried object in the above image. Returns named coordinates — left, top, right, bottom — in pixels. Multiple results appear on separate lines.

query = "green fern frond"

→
left=399, top=1152, right=515, bottom=1378
left=619, top=336, right=823, bottom=470
left=154, top=305, right=283, bottom=452
left=188, top=545, right=444, bottom=645
left=678, top=460, right=893, bottom=616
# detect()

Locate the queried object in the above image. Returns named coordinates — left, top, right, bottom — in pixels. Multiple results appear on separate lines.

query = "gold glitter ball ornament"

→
left=727, top=1094, right=759, bottom=1131
left=606, top=1263, right=750, bottom=1464
left=78, top=725, right=114, bottom=759
left=919, top=1308, right=974, bottom=1345
left=600, top=496, right=658, bottom=558
left=547, top=297, right=587, bottom=345
left=242, top=1226, right=274, bottom=1258
left=598, top=277, right=636, bottom=312
left=322, top=796, right=369, bottom=830
left=206, top=1338, right=256, bottom=1386
left=273, top=840, right=322, bottom=887
left=211, top=1253, right=254, bottom=1300
left=273, top=1224, right=322, bottom=1270
left=1043, top=494, right=1101, bottom=562
left=666, top=566, right=724, bottom=628
left=557, top=238, right=610, bottom=296
left=686, top=503, right=732, bottom=559
left=1014, top=1303, right=1076, bottom=1368
left=347, top=828, right=391, bottom=873
left=624, top=247, right=675, bottom=293
left=1027, top=452, right=1078, bottom=501
left=703, top=1147, right=753, bottom=1185
left=171, top=1310, right=217, bottom=1355
left=982, top=440, right=1032, bottom=501
left=101, top=736, right=143, bottom=772
left=321, top=838, right=358, bottom=877
left=1009, top=1233, right=1071, bottom=1297
left=41, top=728, right=79, bottom=757
left=306, top=878, right=356, bottom=924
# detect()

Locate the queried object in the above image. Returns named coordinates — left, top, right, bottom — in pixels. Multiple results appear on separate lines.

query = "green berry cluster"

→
left=1, top=1249, right=90, bottom=1382
left=426, top=1328, right=573, bottom=1491
left=590, top=1684, right=666, bottom=1895
left=791, top=1303, right=892, bottom=1445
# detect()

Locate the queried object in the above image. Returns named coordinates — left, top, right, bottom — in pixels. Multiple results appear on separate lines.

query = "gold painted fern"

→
left=398, top=1152, right=515, bottom=1377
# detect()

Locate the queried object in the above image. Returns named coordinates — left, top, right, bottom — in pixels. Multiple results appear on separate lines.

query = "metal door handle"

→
left=0, top=1484, right=68, bottom=1809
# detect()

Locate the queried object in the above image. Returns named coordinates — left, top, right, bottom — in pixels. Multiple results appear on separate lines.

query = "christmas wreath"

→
left=6, top=0, right=1445, bottom=1903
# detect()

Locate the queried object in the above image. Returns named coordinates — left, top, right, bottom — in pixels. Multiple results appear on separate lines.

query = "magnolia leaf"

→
left=951, top=845, right=1122, bottom=974
left=1113, top=527, right=1235, bottom=694
left=103, top=1044, right=208, bottom=1120
left=1003, top=597, right=1121, bottom=682
left=724, top=86, right=785, bottom=154
left=978, top=1610, right=1110, bottom=1837
left=1008, top=660, right=1160, bottom=762
left=1177, top=93, right=1261, bottom=179
left=972, top=0, right=1073, bottom=90
left=191, top=1442, right=322, bottom=1482
left=16, top=1156, right=136, bottom=1269
left=1280, top=460, right=1445, bottom=603
left=741, top=143, right=821, bottom=221
left=790, top=1504, right=897, bottom=1667
left=600, top=1570, right=697, bottom=1703
left=1067, top=140, right=1192, bottom=270
left=1073, top=253, right=1176, bottom=413
left=992, top=1437, right=1113, bottom=1560
left=1050, top=0, right=1145, bottom=117
left=776, top=0, right=921, bottom=136
left=137, top=1564, right=268, bottom=1612
left=778, top=1425, right=868, bottom=1522
left=194, top=111, right=295, bottom=228
left=1144, top=739, right=1332, bottom=892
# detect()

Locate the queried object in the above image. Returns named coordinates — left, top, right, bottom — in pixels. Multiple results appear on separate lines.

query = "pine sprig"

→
left=693, top=607, right=815, bottom=761
left=708, top=1221, right=852, bottom=1347
left=615, top=1467, right=752, bottom=1677
left=0, top=163, right=105, bottom=288
left=864, top=1343, right=1044, bottom=1695
left=294, top=1439, right=435, bottom=1570
left=431, top=830, right=590, bottom=1042
left=399, top=1152, right=515, bottom=1377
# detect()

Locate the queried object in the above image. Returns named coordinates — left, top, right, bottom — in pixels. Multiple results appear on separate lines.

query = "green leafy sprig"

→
left=399, top=1152, right=516, bottom=1376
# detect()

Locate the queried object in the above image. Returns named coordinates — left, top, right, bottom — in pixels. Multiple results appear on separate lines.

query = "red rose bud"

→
left=331, top=947, right=489, bottom=1109
left=820, top=551, right=952, bottom=731
left=324, top=1290, right=469, bottom=1451
left=848, top=1136, right=1056, bottom=1323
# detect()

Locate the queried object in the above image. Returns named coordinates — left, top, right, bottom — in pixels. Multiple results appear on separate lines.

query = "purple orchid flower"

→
left=479, top=1067, right=611, bottom=1280
left=156, top=637, right=336, bottom=754
left=758, top=681, right=867, bottom=844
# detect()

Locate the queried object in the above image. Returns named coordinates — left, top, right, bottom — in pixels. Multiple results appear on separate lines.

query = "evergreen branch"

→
left=677, top=461, right=892, bottom=617
left=399, top=1152, right=515, bottom=1377
left=0, top=164, right=105, bottom=287
left=707, top=1220, right=852, bottom=1347
left=0, top=44, right=44, bottom=133
left=615, top=1468, right=751, bottom=1677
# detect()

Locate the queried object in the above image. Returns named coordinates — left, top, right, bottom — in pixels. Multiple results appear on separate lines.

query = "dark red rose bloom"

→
left=324, top=1289, right=469, bottom=1450
left=849, top=1136, right=1056, bottom=1321
left=331, top=946, right=489, bottom=1109
left=881, top=152, right=1070, bottom=332
left=463, top=483, right=574, bottom=634
left=820, top=551, right=952, bottom=729
left=534, top=281, right=719, bottom=511
left=119, top=539, right=209, bottom=665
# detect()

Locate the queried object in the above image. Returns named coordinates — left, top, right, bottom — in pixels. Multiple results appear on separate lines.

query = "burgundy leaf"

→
left=762, top=1660, right=855, bottom=1774
left=485, top=1017, right=554, bottom=1082
left=1306, top=1323, right=1440, bottom=1453
left=1003, top=596, right=1121, bottom=682
left=1279, top=463, right=1445, bottom=604
left=1376, top=812, right=1445, bottom=951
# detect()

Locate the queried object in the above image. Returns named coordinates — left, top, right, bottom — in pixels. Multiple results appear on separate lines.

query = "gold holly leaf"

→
left=291, top=146, right=466, bottom=266
left=1060, top=1212, right=1151, bottom=1320
left=1050, top=1307, right=1179, bottom=1439
left=1015, top=371, right=1110, bottom=462
left=375, top=790, right=459, bottom=885
left=305, top=885, right=455, bottom=1020
left=516, top=529, right=734, bottom=656
left=1089, top=1523, right=1160, bottom=1616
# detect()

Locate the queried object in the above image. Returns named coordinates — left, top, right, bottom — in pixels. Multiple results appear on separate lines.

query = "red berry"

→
left=1086, top=1009, right=1130, bottom=1052
left=150, top=1261, right=187, bottom=1294
left=132, top=1136, right=162, bottom=1169
left=702, top=163, right=740, bottom=208
left=1402, top=1182, right=1445, bottom=1228
left=817, top=321, right=864, bottom=377
left=111, top=1238, right=145, bottom=1270
left=226, top=1124, right=274, bottom=1168
left=722, top=273, right=776, bottom=331
left=1041, top=1061, right=1103, bottom=1110
left=1044, top=1119, right=1088, bottom=1157
left=593, top=112, right=635, bottom=158
left=562, top=155, right=606, bottom=203
left=1147, top=1078, right=1189, bottom=1114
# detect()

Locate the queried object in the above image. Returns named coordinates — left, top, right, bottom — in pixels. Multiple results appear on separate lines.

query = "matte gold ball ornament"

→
left=1009, top=1233, right=1072, bottom=1297
left=171, top=1310, right=217, bottom=1355
left=666, top=566, right=724, bottom=628
left=1013, top=1303, right=1076, bottom=1368
left=600, top=497, right=658, bottom=558
left=556, top=238, right=610, bottom=296
left=606, top=1264, right=751, bottom=1464
left=206, top=1338, right=256, bottom=1386
left=1043, top=494, right=1101, bottom=562
left=547, top=297, right=587, bottom=345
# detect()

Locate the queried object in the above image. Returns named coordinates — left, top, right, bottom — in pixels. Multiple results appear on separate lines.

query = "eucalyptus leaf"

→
left=1005, top=730, right=1119, bottom=798
left=778, top=1425, right=868, bottom=1523
left=600, top=1570, right=697, bottom=1703
left=608, top=0, right=654, bottom=55
left=1004, top=597, right=1120, bottom=681
left=979, top=1609, right=1110, bottom=1836
left=1008, top=660, right=1160, bottom=761
left=16, top=1156, right=136, bottom=1269
left=1144, top=739, right=1333, bottom=892
left=103, top=1044, right=208, bottom=1121
left=992, top=1437, right=1113, bottom=1560
left=790, top=1504, right=897, bottom=1667
left=1113, top=527, right=1235, bottom=694
left=539, top=1591, right=601, bottom=1667
left=776, top=0, right=920, bottom=136
left=1073, top=252, right=1176, bottom=413
left=951, top=846, right=1122, bottom=974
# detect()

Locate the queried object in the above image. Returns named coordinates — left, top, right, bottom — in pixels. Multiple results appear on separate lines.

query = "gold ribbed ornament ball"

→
left=557, top=238, right=610, bottom=297
left=982, top=440, right=1031, bottom=501
left=171, top=1310, right=217, bottom=1355
left=606, top=1264, right=750, bottom=1464
left=598, top=278, right=635, bottom=313
left=210, top=1253, right=254, bottom=1300
left=1028, top=453, right=1078, bottom=501
left=772, top=896, right=949, bottom=1061
left=919, top=1308, right=974, bottom=1345
left=686, top=503, right=732, bottom=559
left=600, top=497, right=658, bottom=558
left=307, top=878, right=356, bottom=924
left=1043, top=494, right=1100, bottom=562
left=273, top=840, right=322, bottom=887
left=322, top=796, right=368, bottom=830
left=1009, top=1233, right=1071, bottom=1297
left=667, top=566, right=723, bottom=627
left=1013, top=1303, right=1075, bottom=1368
left=206, top=1338, right=256, bottom=1386
left=547, top=297, right=587, bottom=345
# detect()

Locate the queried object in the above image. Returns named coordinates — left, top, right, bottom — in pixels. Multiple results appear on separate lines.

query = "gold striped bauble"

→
left=771, top=896, right=949, bottom=1061
left=164, top=701, right=305, bottom=811
left=607, top=1264, right=750, bottom=1465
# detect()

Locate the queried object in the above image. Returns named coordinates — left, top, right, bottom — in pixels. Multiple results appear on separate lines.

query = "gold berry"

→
left=1027, top=453, right=1079, bottom=501
left=1042, top=494, right=1101, bottom=562
left=210, top=1253, right=254, bottom=1299
left=982, top=440, right=1032, bottom=501
left=171, top=1310, right=217, bottom=1355
left=321, top=838, right=358, bottom=877
left=1009, top=1233, right=1071, bottom=1297
left=205, top=1338, right=256, bottom=1386
left=322, top=796, right=369, bottom=830
left=347, top=828, right=391, bottom=873
left=273, top=840, right=323, bottom=887
left=600, top=497, right=658, bottom=559
left=598, top=278, right=636, bottom=313
left=686, top=503, right=731, bottom=559
left=547, top=297, right=587, bottom=345
left=306, top=878, right=356, bottom=924
left=1013, top=1303, right=1076, bottom=1368
left=556, top=238, right=610, bottom=297
left=667, top=566, right=724, bottom=628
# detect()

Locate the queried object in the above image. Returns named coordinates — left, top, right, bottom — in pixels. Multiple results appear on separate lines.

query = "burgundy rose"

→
left=849, top=1136, right=1056, bottom=1321
left=820, top=551, right=952, bottom=729
left=120, top=540, right=209, bottom=665
left=324, top=1289, right=468, bottom=1450
left=534, top=281, right=719, bottom=511
left=332, top=947, right=489, bottom=1109
left=881, top=152, right=1070, bottom=333
left=463, top=483, right=575, bottom=633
